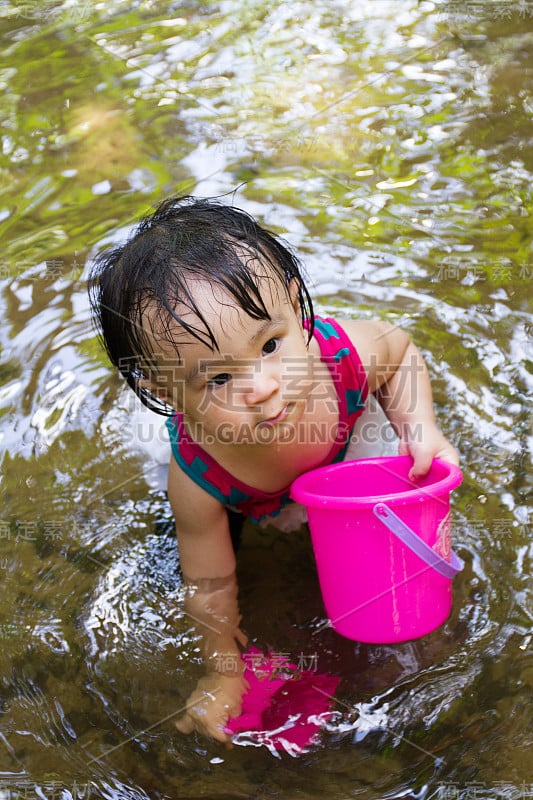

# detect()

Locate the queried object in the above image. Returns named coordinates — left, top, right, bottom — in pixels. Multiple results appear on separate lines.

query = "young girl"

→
left=89, top=195, right=458, bottom=743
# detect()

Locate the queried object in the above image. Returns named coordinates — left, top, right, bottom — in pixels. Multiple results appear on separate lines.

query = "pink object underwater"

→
left=225, top=647, right=340, bottom=755
left=290, top=456, right=464, bottom=643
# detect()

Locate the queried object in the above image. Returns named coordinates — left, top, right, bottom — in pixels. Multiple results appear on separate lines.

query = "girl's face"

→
left=151, top=277, right=315, bottom=447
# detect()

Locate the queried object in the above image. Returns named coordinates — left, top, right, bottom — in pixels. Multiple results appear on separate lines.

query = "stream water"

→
left=0, top=1, right=532, bottom=798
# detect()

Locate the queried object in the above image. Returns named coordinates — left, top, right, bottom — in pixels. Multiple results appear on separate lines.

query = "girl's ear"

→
left=137, top=376, right=179, bottom=411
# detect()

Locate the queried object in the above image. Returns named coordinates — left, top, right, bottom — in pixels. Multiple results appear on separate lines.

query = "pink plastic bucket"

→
left=290, top=456, right=463, bottom=643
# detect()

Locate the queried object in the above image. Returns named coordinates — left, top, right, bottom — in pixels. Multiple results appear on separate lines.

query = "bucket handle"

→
left=373, top=503, right=464, bottom=579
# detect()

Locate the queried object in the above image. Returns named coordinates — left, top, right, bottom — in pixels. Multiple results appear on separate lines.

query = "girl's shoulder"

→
left=325, top=317, right=389, bottom=347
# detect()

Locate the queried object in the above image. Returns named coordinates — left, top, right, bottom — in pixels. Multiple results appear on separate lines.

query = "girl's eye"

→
left=208, top=373, right=232, bottom=387
left=262, top=338, right=279, bottom=356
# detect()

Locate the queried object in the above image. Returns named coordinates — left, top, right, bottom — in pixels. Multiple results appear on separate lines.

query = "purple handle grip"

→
left=373, top=503, right=464, bottom=579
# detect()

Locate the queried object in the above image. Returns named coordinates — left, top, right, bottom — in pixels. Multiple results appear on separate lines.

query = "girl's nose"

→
left=243, top=369, right=279, bottom=407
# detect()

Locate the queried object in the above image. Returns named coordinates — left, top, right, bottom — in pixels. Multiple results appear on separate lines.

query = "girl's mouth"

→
left=258, top=404, right=291, bottom=427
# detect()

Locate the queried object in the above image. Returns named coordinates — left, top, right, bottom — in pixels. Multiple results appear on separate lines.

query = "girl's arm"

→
left=343, top=320, right=459, bottom=479
left=167, top=457, right=248, bottom=742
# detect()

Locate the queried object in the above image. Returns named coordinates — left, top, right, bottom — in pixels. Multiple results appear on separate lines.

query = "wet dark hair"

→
left=88, top=195, right=315, bottom=416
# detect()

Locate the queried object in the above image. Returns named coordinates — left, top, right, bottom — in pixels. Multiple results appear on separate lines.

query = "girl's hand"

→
left=176, top=672, right=248, bottom=744
left=398, top=422, right=460, bottom=480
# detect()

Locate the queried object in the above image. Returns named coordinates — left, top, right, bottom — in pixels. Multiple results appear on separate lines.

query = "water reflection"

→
left=0, top=0, right=532, bottom=797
